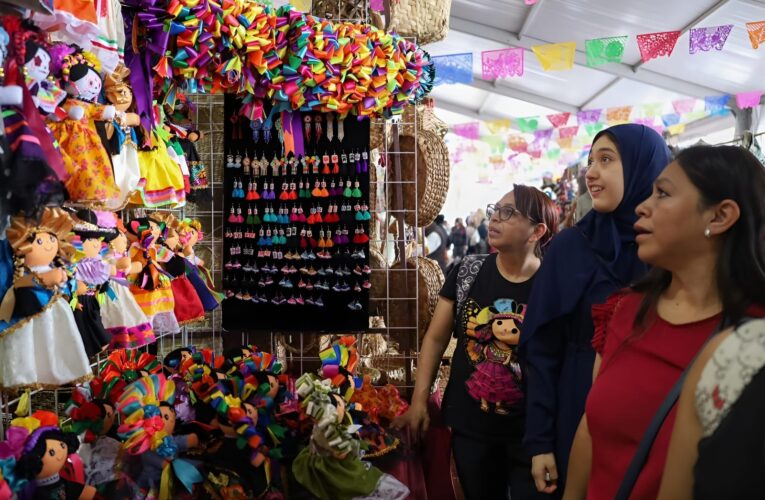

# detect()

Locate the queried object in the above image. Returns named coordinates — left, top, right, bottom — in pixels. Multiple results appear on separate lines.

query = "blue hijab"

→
left=520, top=124, right=671, bottom=346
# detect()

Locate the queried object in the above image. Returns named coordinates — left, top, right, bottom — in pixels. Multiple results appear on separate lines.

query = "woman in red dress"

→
left=563, top=145, right=765, bottom=500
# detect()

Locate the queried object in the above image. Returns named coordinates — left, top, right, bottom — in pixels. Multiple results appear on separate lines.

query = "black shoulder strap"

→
left=454, top=255, right=487, bottom=328
left=615, top=316, right=752, bottom=500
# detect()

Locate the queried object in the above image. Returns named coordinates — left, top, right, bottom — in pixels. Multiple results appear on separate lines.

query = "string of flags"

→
left=447, top=92, right=743, bottom=158
left=432, top=20, right=765, bottom=84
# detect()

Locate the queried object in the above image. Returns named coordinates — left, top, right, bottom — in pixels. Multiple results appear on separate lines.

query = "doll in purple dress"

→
left=465, top=300, right=526, bottom=415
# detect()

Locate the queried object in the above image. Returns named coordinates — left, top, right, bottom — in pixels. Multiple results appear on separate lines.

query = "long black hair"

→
left=633, top=144, right=765, bottom=328
left=15, top=429, right=80, bottom=480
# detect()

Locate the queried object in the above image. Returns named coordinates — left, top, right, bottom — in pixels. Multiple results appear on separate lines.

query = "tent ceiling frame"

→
left=449, top=0, right=728, bottom=109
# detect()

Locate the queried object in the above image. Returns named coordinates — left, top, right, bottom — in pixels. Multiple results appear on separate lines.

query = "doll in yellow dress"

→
left=130, top=105, right=186, bottom=208
left=48, top=48, right=120, bottom=207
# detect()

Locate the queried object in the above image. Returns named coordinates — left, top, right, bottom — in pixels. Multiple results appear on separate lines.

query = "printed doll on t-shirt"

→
left=464, top=298, right=525, bottom=415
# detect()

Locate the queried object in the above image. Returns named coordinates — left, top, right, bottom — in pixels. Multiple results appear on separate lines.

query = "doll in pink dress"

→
left=465, top=300, right=526, bottom=415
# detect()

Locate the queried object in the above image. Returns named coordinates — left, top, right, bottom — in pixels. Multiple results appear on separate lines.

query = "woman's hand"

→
left=391, top=401, right=430, bottom=442
left=532, top=453, right=559, bottom=494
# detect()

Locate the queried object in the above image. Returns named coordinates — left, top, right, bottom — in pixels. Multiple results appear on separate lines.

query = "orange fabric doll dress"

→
left=48, top=99, right=120, bottom=205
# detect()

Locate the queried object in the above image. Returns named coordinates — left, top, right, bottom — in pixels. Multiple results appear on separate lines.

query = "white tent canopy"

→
left=426, top=0, right=765, bottom=140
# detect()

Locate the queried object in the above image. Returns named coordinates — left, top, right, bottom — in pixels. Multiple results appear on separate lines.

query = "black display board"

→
left=222, top=95, right=370, bottom=331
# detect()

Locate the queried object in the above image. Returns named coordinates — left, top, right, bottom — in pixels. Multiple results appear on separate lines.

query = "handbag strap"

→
left=615, top=315, right=750, bottom=500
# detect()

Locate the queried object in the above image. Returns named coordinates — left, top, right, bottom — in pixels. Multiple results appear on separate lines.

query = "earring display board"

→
left=222, top=95, right=370, bottom=331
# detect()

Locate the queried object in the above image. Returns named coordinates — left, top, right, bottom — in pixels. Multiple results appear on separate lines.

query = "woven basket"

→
left=400, top=102, right=448, bottom=139
left=386, top=0, right=451, bottom=45
left=390, top=130, right=450, bottom=227
left=379, top=256, right=444, bottom=347
left=311, top=0, right=367, bottom=20
left=369, top=117, right=390, bottom=152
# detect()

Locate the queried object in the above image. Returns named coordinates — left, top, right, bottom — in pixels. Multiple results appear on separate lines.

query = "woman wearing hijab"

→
left=520, top=124, right=671, bottom=495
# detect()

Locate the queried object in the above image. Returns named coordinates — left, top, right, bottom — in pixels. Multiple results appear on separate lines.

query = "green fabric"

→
left=585, top=36, right=627, bottom=67
left=292, top=447, right=383, bottom=500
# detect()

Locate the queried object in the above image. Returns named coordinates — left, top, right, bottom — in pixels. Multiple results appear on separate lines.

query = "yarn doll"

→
left=149, top=212, right=205, bottom=325
left=0, top=208, right=92, bottom=390
left=116, top=374, right=202, bottom=498
left=102, top=214, right=155, bottom=349
left=125, top=217, right=180, bottom=334
left=70, top=209, right=117, bottom=357
left=10, top=410, right=97, bottom=499
left=65, top=388, right=121, bottom=493
left=292, top=337, right=409, bottom=500
left=99, top=348, right=162, bottom=388
left=293, top=375, right=409, bottom=500
left=48, top=47, right=121, bottom=207
left=195, top=381, right=274, bottom=498
left=101, top=64, right=142, bottom=210
left=177, top=219, right=224, bottom=311
left=464, top=299, right=525, bottom=415
left=165, top=94, right=210, bottom=202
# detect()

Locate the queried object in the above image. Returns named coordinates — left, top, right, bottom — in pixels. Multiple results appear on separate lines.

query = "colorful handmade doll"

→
left=292, top=337, right=409, bottom=500
left=125, top=217, right=180, bottom=334
left=116, top=374, right=202, bottom=498
left=194, top=381, right=273, bottom=498
left=102, top=64, right=142, bottom=210
left=0, top=208, right=92, bottom=390
left=165, top=94, right=210, bottom=202
left=464, top=299, right=525, bottom=415
left=99, top=349, right=162, bottom=388
left=149, top=212, right=205, bottom=325
left=130, top=104, right=186, bottom=208
left=66, top=388, right=121, bottom=492
left=2, top=23, right=67, bottom=222
left=10, top=410, right=97, bottom=499
left=177, top=218, right=224, bottom=311
left=102, top=215, right=155, bottom=349
left=293, top=374, right=409, bottom=500
left=70, top=209, right=117, bottom=357
left=48, top=48, right=121, bottom=207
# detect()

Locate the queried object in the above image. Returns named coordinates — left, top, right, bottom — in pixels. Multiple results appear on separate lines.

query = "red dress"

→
left=585, top=292, right=720, bottom=500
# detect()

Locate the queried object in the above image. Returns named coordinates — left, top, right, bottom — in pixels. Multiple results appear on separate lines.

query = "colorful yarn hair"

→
left=65, top=387, right=114, bottom=443
left=319, top=336, right=362, bottom=401
left=100, top=349, right=162, bottom=386
left=48, top=42, right=76, bottom=77
left=116, top=374, right=176, bottom=456
left=59, top=50, right=96, bottom=85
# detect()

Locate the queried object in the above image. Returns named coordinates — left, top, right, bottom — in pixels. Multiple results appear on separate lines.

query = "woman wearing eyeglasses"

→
left=520, top=124, right=670, bottom=496
left=393, top=185, right=558, bottom=499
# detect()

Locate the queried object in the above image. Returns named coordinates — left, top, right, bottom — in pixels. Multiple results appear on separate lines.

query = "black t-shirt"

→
left=439, top=254, right=534, bottom=441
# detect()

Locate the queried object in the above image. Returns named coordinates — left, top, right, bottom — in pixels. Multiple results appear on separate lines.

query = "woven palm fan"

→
left=390, top=129, right=450, bottom=227
left=385, top=0, right=452, bottom=45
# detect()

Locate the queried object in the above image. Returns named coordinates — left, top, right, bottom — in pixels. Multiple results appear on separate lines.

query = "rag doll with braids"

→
left=115, top=374, right=202, bottom=498
left=292, top=337, right=409, bottom=500
left=1, top=20, right=67, bottom=223
left=5, top=410, right=96, bottom=499
left=0, top=208, right=92, bottom=390
left=70, top=209, right=116, bottom=357
left=65, top=387, right=121, bottom=494
left=177, top=218, right=224, bottom=311
left=149, top=212, right=205, bottom=325
left=165, top=92, right=210, bottom=202
left=47, top=46, right=120, bottom=207
left=195, top=377, right=276, bottom=499
left=101, top=214, right=155, bottom=349
left=125, top=217, right=180, bottom=334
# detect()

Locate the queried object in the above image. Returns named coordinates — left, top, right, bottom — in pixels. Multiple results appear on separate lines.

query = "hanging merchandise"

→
left=0, top=208, right=92, bottom=390
left=222, top=95, right=370, bottom=331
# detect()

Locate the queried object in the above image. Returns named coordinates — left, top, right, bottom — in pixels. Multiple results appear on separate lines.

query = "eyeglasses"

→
left=487, top=203, right=536, bottom=223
